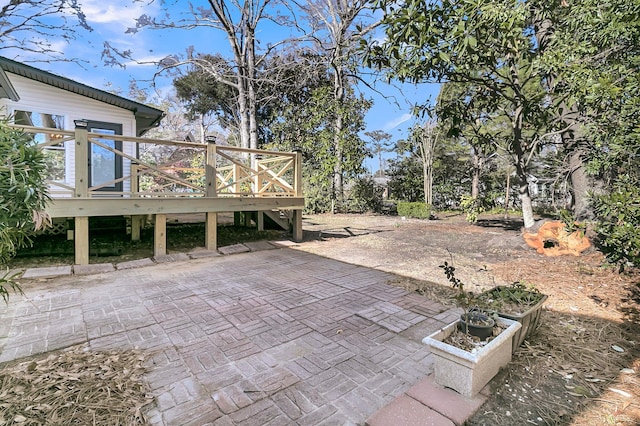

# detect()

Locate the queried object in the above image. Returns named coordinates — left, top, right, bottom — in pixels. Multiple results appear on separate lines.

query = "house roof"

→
left=0, top=56, right=164, bottom=136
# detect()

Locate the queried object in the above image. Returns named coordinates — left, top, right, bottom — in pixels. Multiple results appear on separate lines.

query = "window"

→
left=14, top=110, right=66, bottom=182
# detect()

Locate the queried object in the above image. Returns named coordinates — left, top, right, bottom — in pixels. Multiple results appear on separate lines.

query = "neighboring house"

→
left=0, top=56, right=164, bottom=196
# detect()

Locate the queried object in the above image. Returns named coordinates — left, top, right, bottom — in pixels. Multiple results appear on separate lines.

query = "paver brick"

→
left=21, top=265, right=72, bottom=279
left=0, top=248, right=478, bottom=426
left=73, top=263, right=115, bottom=275
left=365, top=394, right=454, bottom=426
left=405, top=376, right=488, bottom=426
left=116, top=258, right=155, bottom=270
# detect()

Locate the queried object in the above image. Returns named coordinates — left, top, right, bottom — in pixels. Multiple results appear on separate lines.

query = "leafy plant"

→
left=460, top=195, right=484, bottom=223
left=478, top=281, right=544, bottom=314
left=0, top=269, right=23, bottom=303
left=439, top=256, right=484, bottom=316
left=592, top=175, right=640, bottom=269
left=0, top=119, right=51, bottom=302
left=557, top=209, right=586, bottom=234
left=397, top=202, right=431, bottom=219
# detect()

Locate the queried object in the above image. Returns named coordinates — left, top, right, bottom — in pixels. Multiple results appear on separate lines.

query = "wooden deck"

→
left=14, top=123, right=304, bottom=264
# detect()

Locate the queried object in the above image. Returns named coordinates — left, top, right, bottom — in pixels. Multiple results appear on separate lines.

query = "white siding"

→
left=1, top=73, right=137, bottom=193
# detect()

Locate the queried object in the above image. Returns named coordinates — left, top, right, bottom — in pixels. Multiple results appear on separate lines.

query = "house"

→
left=0, top=55, right=164, bottom=196
left=0, top=56, right=304, bottom=265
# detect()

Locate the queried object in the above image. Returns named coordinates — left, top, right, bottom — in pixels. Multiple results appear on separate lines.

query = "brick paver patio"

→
left=0, top=248, right=465, bottom=425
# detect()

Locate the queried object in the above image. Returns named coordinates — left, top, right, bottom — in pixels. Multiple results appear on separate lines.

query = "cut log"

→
left=523, top=221, right=591, bottom=256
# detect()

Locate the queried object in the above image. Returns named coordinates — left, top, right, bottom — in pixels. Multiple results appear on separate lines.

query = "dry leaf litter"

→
left=0, top=346, right=152, bottom=425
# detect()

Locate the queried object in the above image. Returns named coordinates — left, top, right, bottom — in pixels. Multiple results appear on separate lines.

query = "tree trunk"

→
left=568, top=145, right=590, bottom=219
left=533, top=5, right=592, bottom=219
left=237, top=78, right=250, bottom=150
left=471, top=148, right=483, bottom=199
left=518, top=175, right=535, bottom=229
left=247, top=27, right=259, bottom=151
left=332, top=62, right=345, bottom=213
left=504, top=171, right=510, bottom=219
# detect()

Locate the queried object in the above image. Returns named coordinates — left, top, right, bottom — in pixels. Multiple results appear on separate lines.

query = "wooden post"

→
left=205, top=141, right=217, bottom=197
left=131, top=162, right=139, bottom=196
left=233, top=163, right=239, bottom=195
left=294, top=149, right=303, bottom=198
left=257, top=211, right=264, bottom=231
left=154, top=214, right=166, bottom=257
left=74, top=120, right=89, bottom=198
left=131, top=215, right=143, bottom=241
left=206, top=212, right=217, bottom=251
left=293, top=149, right=303, bottom=242
left=75, top=216, right=89, bottom=265
left=293, top=209, right=303, bottom=242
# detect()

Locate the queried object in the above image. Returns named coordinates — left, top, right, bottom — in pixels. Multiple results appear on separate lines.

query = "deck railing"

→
left=12, top=124, right=302, bottom=199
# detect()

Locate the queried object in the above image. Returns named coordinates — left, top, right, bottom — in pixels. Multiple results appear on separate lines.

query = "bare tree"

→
left=411, top=121, right=439, bottom=206
left=129, top=1, right=299, bottom=151
left=0, top=0, right=91, bottom=61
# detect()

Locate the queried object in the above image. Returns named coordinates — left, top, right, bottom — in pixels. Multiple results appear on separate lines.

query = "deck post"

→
left=74, top=216, right=89, bottom=265
left=131, top=216, right=143, bottom=241
left=257, top=211, right=264, bottom=231
left=206, top=212, right=217, bottom=251
left=293, top=209, right=303, bottom=242
left=154, top=214, right=166, bottom=257
left=131, top=162, right=139, bottom=195
left=130, top=162, right=143, bottom=241
left=294, top=149, right=303, bottom=198
left=74, top=120, right=89, bottom=198
left=205, top=140, right=218, bottom=251
left=293, top=149, right=304, bottom=242
left=205, top=140, right=217, bottom=197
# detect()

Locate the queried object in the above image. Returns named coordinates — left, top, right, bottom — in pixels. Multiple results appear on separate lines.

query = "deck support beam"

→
left=74, top=216, right=89, bottom=265
left=131, top=215, right=144, bottom=241
left=293, top=209, right=303, bottom=242
left=206, top=212, right=217, bottom=251
left=256, top=211, right=264, bottom=231
left=154, top=214, right=166, bottom=257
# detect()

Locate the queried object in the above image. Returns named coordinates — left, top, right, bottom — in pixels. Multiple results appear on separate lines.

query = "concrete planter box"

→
left=481, top=286, right=548, bottom=352
left=423, top=317, right=522, bottom=397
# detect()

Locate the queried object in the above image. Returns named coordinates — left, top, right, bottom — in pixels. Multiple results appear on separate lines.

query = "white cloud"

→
left=382, top=113, right=412, bottom=131
left=81, top=1, right=153, bottom=27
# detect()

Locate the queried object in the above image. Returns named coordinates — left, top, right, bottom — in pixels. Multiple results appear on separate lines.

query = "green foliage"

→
left=0, top=269, right=23, bottom=303
left=592, top=175, right=640, bottom=269
left=0, top=120, right=50, bottom=301
left=266, top=83, right=371, bottom=213
left=344, top=176, right=384, bottom=213
left=439, top=258, right=484, bottom=315
left=556, top=209, right=586, bottom=234
left=387, top=155, right=424, bottom=203
left=397, top=202, right=431, bottom=219
left=460, top=195, right=484, bottom=223
left=174, top=55, right=239, bottom=128
left=477, top=281, right=544, bottom=313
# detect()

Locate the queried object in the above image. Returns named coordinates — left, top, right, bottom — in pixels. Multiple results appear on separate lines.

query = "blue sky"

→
left=5, top=0, right=440, bottom=172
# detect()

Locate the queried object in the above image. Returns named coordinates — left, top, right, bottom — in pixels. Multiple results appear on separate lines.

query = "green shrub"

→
left=460, top=194, right=484, bottom=223
left=397, top=202, right=431, bottom=219
left=0, top=120, right=50, bottom=301
left=344, top=176, right=384, bottom=213
left=593, top=175, right=640, bottom=269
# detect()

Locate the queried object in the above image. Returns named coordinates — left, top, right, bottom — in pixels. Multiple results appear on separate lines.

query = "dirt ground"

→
left=4, top=212, right=639, bottom=425
left=295, top=213, right=640, bottom=426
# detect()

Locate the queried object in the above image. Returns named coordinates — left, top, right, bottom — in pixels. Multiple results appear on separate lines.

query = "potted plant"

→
left=422, top=258, right=522, bottom=397
left=478, top=281, right=548, bottom=351
left=440, top=260, right=495, bottom=340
